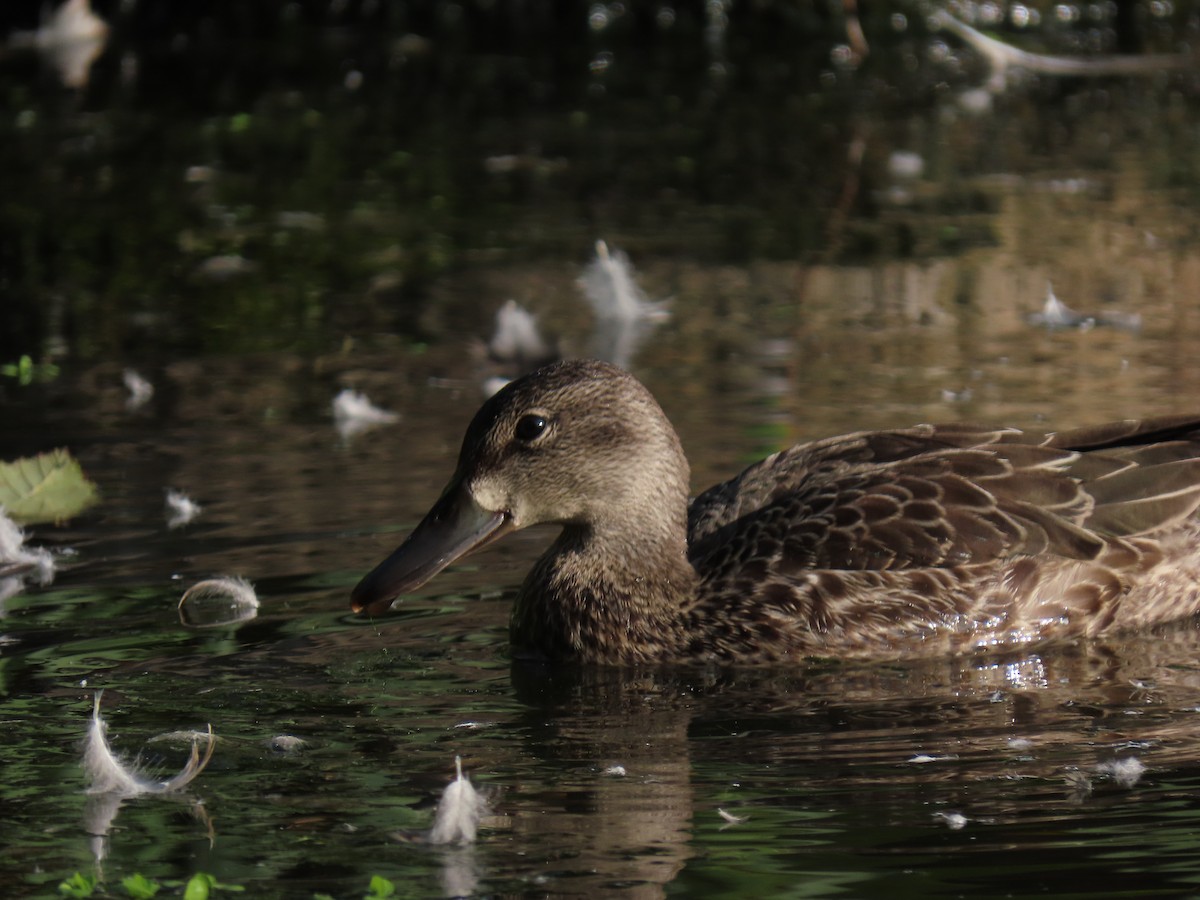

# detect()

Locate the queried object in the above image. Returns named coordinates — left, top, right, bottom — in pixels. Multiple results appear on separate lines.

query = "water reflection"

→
left=401, top=625, right=1200, bottom=894
left=9, top=456, right=1200, bottom=896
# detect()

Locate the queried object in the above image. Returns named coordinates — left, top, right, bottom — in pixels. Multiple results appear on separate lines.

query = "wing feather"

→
left=689, top=419, right=1200, bottom=578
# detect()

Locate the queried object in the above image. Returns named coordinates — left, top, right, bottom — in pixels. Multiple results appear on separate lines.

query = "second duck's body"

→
left=351, top=360, right=1200, bottom=664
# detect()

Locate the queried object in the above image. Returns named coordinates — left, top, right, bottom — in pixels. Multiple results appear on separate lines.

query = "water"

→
left=5, top=3, right=1200, bottom=898
left=9, top=346, right=1200, bottom=897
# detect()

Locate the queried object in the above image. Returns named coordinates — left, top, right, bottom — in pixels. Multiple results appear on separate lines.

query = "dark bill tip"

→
left=350, top=483, right=513, bottom=616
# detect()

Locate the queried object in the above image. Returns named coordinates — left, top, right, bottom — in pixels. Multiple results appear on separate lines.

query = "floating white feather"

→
left=178, top=576, right=259, bottom=628
left=84, top=693, right=215, bottom=796
left=1026, top=283, right=1140, bottom=332
left=25, top=0, right=109, bottom=89
left=717, top=808, right=748, bottom=825
left=0, top=508, right=55, bottom=586
left=428, top=756, right=487, bottom=845
left=333, top=389, right=400, bottom=439
left=578, top=240, right=669, bottom=368
left=934, top=810, right=968, bottom=830
left=84, top=695, right=145, bottom=795
left=123, top=369, right=154, bottom=410
left=579, top=240, right=669, bottom=326
left=36, top=0, right=108, bottom=48
left=1096, top=757, right=1146, bottom=789
left=488, top=300, right=549, bottom=365
left=1027, top=283, right=1092, bottom=330
left=165, top=489, right=202, bottom=529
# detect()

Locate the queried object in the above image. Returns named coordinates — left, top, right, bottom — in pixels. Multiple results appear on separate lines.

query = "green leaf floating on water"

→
left=0, top=449, right=100, bottom=524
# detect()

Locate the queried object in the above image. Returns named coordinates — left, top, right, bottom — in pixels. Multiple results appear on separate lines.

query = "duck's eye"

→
left=514, top=414, right=548, bottom=443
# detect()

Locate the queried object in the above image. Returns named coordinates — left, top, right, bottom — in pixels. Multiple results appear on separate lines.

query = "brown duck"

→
left=351, top=359, right=1200, bottom=664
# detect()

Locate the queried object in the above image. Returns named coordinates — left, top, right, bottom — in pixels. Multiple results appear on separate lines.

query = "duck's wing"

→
left=687, top=420, right=1200, bottom=573
left=1044, top=414, right=1200, bottom=452
left=1045, top=416, right=1200, bottom=536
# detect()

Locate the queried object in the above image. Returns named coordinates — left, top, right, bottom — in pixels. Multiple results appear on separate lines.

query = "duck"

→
left=351, top=359, right=1200, bottom=665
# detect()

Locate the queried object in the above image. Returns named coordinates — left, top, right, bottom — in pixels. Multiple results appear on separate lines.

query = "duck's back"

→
left=683, top=416, right=1200, bottom=660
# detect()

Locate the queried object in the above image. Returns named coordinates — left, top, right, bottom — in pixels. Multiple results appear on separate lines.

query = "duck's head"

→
left=350, top=359, right=690, bottom=616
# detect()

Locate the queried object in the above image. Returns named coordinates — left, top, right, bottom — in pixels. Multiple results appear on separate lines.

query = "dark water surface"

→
left=6, top=3, right=1200, bottom=898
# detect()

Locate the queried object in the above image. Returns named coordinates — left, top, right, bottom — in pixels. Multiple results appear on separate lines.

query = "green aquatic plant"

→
left=56, top=871, right=243, bottom=899
left=180, top=873, right=245, bottom=899
left=0, top=449, right=99, bottom=524
left=57, top=872, right=97, bottom=898
left=120, top=874, right=161, bottom=898
left=0, top=354, right=59, bottom=386
left=363, top=875, right=396, bottom=899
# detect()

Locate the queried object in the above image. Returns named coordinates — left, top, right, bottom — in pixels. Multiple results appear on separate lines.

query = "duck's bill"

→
left=350, top=482, right=513, bottom=616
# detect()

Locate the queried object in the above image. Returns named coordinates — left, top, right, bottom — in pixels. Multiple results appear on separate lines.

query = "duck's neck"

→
left=510, top=519, right=698, bottom=665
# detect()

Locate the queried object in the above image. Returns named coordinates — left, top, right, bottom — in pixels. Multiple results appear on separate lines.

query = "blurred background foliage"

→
left=0, top=0, right=1196, bottom=362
